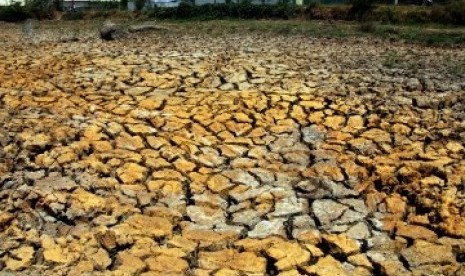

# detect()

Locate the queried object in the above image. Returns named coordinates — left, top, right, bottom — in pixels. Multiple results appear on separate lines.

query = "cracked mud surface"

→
left=0, top=22, right=465, bottom=275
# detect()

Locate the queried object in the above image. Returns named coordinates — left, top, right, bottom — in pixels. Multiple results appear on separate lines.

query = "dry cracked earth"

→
left=0, top=22, right=465, bottom=276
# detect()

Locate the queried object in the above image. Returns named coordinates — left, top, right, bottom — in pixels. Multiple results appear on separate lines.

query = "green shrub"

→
left=62, top=10, right=85, bottom=20
left=92, top=1, right=119, bottom=10
left=2, top=0, right=460, bottom=25
left=379, top=7, right=400, bottom=23
left=300, top=2, right=319, bottom=19
left=359, top=20, right=376, bottom=32
left=176, top=2, right=195, bottom=18
left=329, top=5, right=350, bottom=20
left=405, top=8, right=429, bottom=23
left=0, top=2, right=31, bottom=22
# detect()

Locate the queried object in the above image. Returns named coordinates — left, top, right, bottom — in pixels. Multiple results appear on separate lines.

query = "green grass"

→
left=164, top=19, right=465, bottom=46
left=13, top=18, right=465, bottom=46
left=383, top=50, right=401, bottom=69
left=370, top=24, right=465, bottom=45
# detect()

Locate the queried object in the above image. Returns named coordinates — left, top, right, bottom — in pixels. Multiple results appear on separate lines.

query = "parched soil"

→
left=0, top=21, right=465, bottom=276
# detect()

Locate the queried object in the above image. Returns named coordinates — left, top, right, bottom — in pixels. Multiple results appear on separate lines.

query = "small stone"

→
left=115, top=251, right=146, bottom=274
left=0, top=212, right=14, bottom=229
left=219, top=83, right=234, bottom=91
left=126, top=86, right=152, bottom=96
left=301, top=100, right=325, bottom=110
left=361, top=128, right=391, bottom=144
left=147, top=136, right=170, bottom=149
left=248, top=219, right=287, bottom=239
left=409, top=264, right=460, bottom=276
left=146, top=255, right=189, bottom=273
left=312, top=200, right=348, bottom=226
left=186, top=205, right=225, bottom=227
left=301, top=125, right=326, bottom=145
left=303, top=243, right=324, bottom=257
left=167, top=236, right=198, bottom=254
left=116, top=132, right=145, bottom=151
left=23, top=133, right=52, bottom=150
left=152, top=169, right=184, bottom=181
left=292, top=215, right=317, bottom=238
left=116, top=163, right=147, bottom=184
left=322, top=234, right=360, bottom=256
left=346, top=222, right=371, bottom=240
left=296, top=230, right=322, bottom=245
left=34, top=175, right=77, bottom=194
left=100, top=20, right=125, bottom=40
left=276, top=269, right=302, bottom=276
left=182, top=229, right=238, bottom=249
left=340, top=198, right=369, bottom=215
left=232, top=209, right=261, bottom=227
left=396, top=224, right=437, bottom=241
left=126, top=124, right=157, bottom=135
left=368, top=256, right=411, bottom=276
left=303, top=255, right=348, bottom=276
left=67, top=188, right=106, bottom=218
left=420, top=176, right=445, bottom=187
left=385, top=195, right=406, bottom=216
left=41, top=236, right=75, bottom=264
left=199, top=249, right=266, bottom=273
left=223, top=169, right=259, bottom=187
left=269, top=196, right=306, bottom=218
left=174, top=158, right=196, bottom=173
left=324, top=115, right=346, bottom=130
left=68, top=261, right=94, bottom=276
left=207, top=174, right=235, bottom=193
left=347, top=254, right=372, bottom=269
left=310, top=162, right=345, bottom=182
left=91, top=248, right=111, bottom=270
left=139, top=98, right=164, bottom=110
left=195, top=149, right=226, bottom=167
left=93, top=215, right=118, bottom=226
left=344, top=115, right=364, bottom=132
left=405, top=78, right=422, bottom=91
left=98, top=231, right=117, bottom=250
left=400, top=240, right=455, bottom=268
left=5, top=246, right=34, bottom=271
left=446, top=141, right=464, bottom=153
left=113, top=215, right=173, bottom=243
left=266, top=242, right=311, bottom=270
left=441, top=216, right=465, bottom=237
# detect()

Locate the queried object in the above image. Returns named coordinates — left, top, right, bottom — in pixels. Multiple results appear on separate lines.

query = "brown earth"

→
left=0, top=21, right=464, bottom=275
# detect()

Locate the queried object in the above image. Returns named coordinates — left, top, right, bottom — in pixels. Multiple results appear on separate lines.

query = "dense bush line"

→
left=145, top=2, right=298, bottom=19
left=369, top=2, right=465, bottom=24
left=145, top=1, right=465, bottom=24
left=0, top=3, right=30, bottom=22
left=1, top=0, right=464, bottom=25
left=0, top=0, right=59, bottom=22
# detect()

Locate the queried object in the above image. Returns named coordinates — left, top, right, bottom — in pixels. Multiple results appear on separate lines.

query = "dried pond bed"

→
left=0, top=21, right=465, bottom=275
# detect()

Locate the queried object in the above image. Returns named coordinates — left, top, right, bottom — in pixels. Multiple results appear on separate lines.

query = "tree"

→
left=349, top=0, right=375, bottom=22
left=120, top=0, right=128, bottom=10
left=24, top=0, right=55, bottom=19
left=134, top=0, right=146, bottom=11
